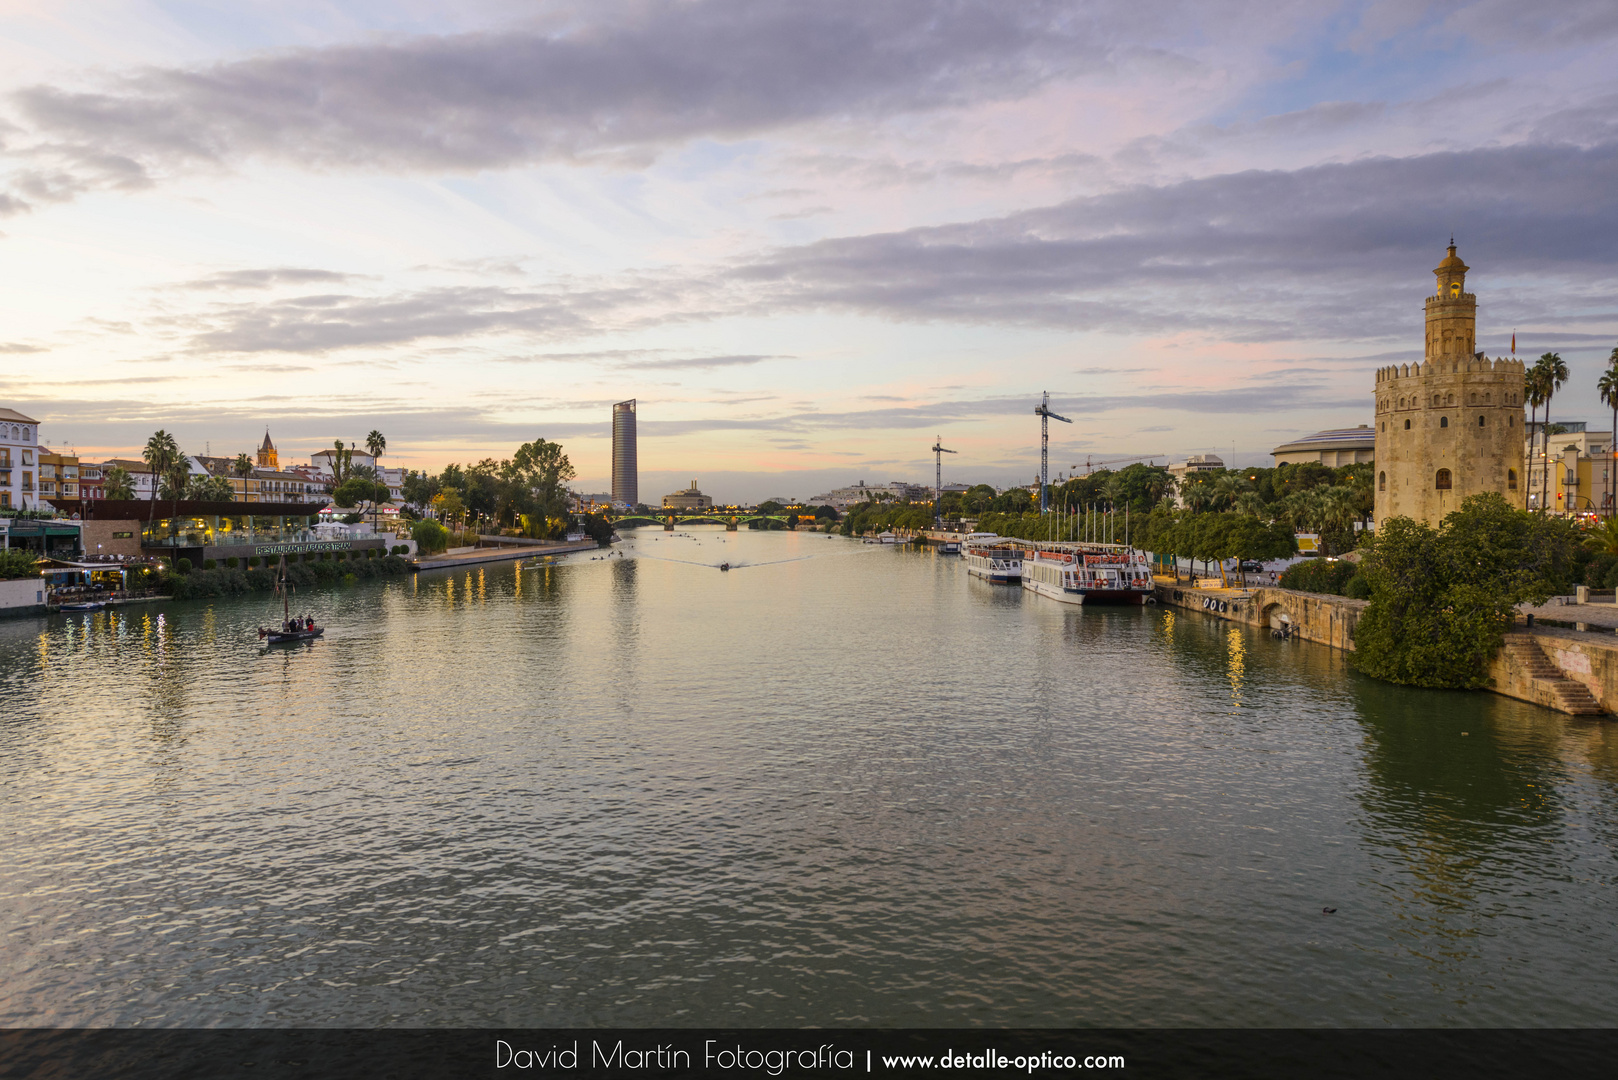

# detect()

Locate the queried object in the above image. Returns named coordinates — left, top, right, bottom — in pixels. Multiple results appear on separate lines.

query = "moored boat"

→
left=963, top=535, right=1022, bottom=583
left=1016, top=541, right=1153, bottom=605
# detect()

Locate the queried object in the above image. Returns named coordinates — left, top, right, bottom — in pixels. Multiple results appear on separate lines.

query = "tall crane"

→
left=931, top=435, right=957, bottom=519
left=1034, top=391, right=1071, bottom=512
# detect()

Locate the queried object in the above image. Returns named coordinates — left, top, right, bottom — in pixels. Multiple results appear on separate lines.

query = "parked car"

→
left=1239, top=560, right=1266, bottom=573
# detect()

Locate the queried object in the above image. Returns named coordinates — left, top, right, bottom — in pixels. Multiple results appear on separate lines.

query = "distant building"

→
left=256, top=429, right=279, bottom=469
left=1373, top=243, right=1526, bottom=527
left=808, top=480, right=923, bottom=509
left=1524, top=422, right=1615, bottom=514
left=663, top=479, right=714, bottom=510
left=612, top=400, right=638, bottom=508
left=38, top=450, right=79, bottom=503
left=0, top=408, right=41, bottom=511
left=1270, top=426, right=1376, bottom=468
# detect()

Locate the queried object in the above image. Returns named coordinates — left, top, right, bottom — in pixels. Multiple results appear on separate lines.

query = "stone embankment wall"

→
left=1490, top=630, right=1616, bottom=716
left=1158, top=577, right=1612, bottom=717
left=1153, top=580, right=1366, bottom=651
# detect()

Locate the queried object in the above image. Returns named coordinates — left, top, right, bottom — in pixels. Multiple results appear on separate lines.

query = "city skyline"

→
left=1, top=2, right=1615, bottom=504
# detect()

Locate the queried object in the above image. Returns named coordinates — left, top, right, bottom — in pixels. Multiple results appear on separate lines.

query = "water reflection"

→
left=2, top=531, right=1617, bottom=1028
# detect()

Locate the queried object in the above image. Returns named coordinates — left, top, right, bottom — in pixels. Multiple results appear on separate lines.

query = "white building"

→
left=808, top=480, right=926, bottom=509
left=0, top=408, right=41, bottom=511
left=1167, top=454, right=1224, bottom=508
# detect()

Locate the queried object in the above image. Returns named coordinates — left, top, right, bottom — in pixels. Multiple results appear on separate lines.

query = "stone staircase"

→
left=1501, top=634, right=1606, bottom=716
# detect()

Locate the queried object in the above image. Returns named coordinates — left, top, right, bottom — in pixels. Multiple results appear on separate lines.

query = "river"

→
left=2, top=528, right=1616, bottom=1028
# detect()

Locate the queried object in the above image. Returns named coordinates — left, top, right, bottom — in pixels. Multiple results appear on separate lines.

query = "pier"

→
left=412, top=536, right=598, bottom=570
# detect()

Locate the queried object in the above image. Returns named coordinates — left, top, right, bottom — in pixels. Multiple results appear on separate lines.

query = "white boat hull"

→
left=1021, top=577, right=1146, bottom=605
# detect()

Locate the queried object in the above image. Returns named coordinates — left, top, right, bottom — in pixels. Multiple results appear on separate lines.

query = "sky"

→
left=1, top=0, right=1615, bottom=503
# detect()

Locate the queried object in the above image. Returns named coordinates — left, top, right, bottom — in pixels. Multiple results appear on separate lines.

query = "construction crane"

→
left=1074, top=454, right=1167, bottom=475
left=1034, top=391, right=1072, bottom=513
left=930, top=436, right=957, bottom=519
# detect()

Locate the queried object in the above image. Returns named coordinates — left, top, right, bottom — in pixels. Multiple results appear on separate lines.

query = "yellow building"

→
left=1372, top=243, right=1527, bottom=528
left=1525, top=424, right=1616, bottom=515
left=38, top=451, right=80, bottom=502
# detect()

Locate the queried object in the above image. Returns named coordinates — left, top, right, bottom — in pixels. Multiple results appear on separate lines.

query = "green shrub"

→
left=225, top=557, right=239, bottom=569
left=1278, top=558, right=1358, bottom=595
left=1344, top=572, right=1371, bottom=600
left=246, top=556, right=259, bottom=568
left=203, top=558, right=217, bottom=570
left=174, top=557, right=192, bottom=575
left=412, top=518, right=450, bottom=555
left=0, top=547, right=39, bottom=580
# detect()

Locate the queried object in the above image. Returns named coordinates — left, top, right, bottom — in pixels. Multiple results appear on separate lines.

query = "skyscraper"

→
left=612, top=399, right=638, bottom=508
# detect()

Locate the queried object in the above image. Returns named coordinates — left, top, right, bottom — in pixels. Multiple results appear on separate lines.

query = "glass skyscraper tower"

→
left=612, top=399, right=638, bottom=508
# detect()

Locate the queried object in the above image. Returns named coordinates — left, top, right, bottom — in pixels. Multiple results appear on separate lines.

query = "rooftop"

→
left=1271, top=426, right=1375, bottom=453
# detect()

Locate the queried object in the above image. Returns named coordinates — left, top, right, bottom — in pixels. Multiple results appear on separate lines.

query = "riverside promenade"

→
left=412, top=536, right=598, bottom=571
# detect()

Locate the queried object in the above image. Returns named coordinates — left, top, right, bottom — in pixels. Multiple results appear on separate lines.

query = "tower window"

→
left=1436, top=469, right=1453, bottom=490
left=1508, top=469, right=1518, bottom=490
left=1478, top=415, right=1486, bottom=426
left=1378, top=471, right=1386, bottom=492
left=1404, top=419, right=1411, bottom=430
left=1381, top=421, right=1385, bottom=432
left=1440, top=416, right=1449, bottom=428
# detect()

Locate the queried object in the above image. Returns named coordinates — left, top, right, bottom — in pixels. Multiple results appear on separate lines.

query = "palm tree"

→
left=142, top=430, right=180, bottom=524
left=232, top=452, right=254, bottom=477
left=1536, top=352, right=1569, bottom=513
left=365, top=430, right=386, bottom=533
left=1599, top=365, right=1618, bottom=518
left=1525, top=364, right=1547, bottom=507
left=103, top=466, right=135, bottom=501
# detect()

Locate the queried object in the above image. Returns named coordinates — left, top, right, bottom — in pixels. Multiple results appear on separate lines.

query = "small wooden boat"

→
left=719, top=562, right=730, bottom=571
left=258, top=554, right=323, bottom=644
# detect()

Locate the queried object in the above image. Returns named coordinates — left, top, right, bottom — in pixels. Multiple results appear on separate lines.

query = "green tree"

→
left=142, top=429, right=180, bottom=522
left=185, top=474, right=236, bottom=502
left=1600, top=361, right=1618, bottom=517
left=0, top=547, right=39, bottom=579
left=366, top=430, right=386, bottom=533
left=1354, top=494, right=1576, bottom=688
left=411, top=518, right=450, bottom=554
left=1534, top=352, right=1569, bottom=511
left=103, top=466, right=135, bottom=500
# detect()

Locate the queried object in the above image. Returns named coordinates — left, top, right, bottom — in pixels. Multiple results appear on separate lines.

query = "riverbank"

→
left=1154, top=574, right=1615, bottom=718
left=411, top=539, right=597, bottom=570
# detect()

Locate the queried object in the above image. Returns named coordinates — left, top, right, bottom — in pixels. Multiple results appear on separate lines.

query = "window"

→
left=1478, top=415, right=1486, bottom=426
left=1509, top=416, right=1514, bottom=427
left=1379, top=471, right=1386, bottom=491
left=1381, top=421, right=1385, bottom=432
left=1404, top=419, right=1411, bottom=430
left=1440, top=416, right=1449, bottom=428
left=1436, top=469, right=1452, bottom=490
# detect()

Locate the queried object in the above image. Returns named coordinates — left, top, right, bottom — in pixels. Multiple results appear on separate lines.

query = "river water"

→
left=2, top=528, right=1616, bottom=1028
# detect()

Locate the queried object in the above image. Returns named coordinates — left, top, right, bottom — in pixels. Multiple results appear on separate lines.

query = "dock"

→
left=412, top=538, right=598, bottom=570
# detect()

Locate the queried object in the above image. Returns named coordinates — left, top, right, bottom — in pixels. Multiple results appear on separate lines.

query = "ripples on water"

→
left=2, top=529, right=1617, bottom=1027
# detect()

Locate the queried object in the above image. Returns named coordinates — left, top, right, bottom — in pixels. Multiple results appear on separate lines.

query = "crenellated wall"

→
left=1372, top=245, right=1526, bottom=528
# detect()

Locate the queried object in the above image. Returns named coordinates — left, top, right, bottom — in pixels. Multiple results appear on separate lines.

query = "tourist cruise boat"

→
left=962, top=534, right=1023, bottom=583
left=1017, top=541, right=1154, bottom=605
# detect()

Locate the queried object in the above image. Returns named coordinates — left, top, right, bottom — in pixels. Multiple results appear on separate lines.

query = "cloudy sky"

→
left=2, top=0, right=1615, bottom=501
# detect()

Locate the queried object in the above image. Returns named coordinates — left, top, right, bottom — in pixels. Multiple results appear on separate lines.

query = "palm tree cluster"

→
left=1525, top=351, right=1569, bottom=511
left=1600, top=344, right=1618, bottom=516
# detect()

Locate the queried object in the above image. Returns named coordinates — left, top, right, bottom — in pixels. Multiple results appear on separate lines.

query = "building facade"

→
left=0, top=408, right=41, bottom=511
left=1521, top=422, right=1616, bottom=514
left=662, top=480, right=714, bottom=510
left=1372, top=244, right=1526, bottom=528
left=612, top=400, right=638, bottom=508
left=1270, top=427, right=1376, bottom=468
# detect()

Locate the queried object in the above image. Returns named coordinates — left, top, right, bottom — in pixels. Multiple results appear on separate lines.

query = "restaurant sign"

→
left=254, top=540, right=354, bottom=555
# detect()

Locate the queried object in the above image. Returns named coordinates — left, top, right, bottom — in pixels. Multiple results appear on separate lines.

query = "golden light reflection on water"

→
left=1226, top=625, right=1246, bottom=705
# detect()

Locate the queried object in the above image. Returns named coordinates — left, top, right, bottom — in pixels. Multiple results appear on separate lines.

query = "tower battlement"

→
left=1372, top=244, right=1526, bottom=527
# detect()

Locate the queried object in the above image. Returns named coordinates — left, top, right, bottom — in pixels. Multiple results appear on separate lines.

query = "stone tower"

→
left=256, top=429, right=279, bottom=469
left=1372, top=243, right=1526, bottom=528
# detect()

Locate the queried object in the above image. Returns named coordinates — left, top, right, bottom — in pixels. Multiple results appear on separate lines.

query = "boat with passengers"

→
left=1014, top=540, right=1154, bottom=605
left=962, top=533, right=1023, bottom=583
